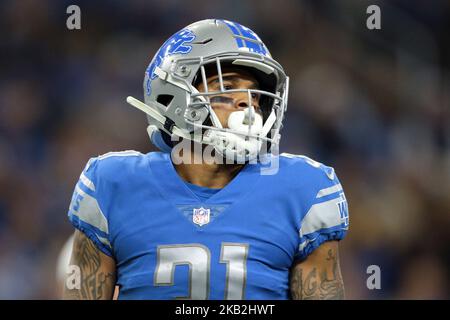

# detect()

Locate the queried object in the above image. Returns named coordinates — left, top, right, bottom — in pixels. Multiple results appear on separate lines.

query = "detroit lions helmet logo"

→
left=145, top=29, right=196, bottom=96
left=219, top=19, right=270, bottom=56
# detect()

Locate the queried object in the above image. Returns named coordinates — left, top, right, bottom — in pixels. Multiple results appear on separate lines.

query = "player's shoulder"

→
left=279, top=152, right=336, bottom=180
left=91, top=149, right=145, bottom=168
left=275, top=152, right=342, bottom=194
left=83, top=150, right=149, bottom=182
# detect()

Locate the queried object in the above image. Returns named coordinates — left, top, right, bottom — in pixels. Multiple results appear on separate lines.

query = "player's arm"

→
left=290, top=240, right=345, bottom=300
left=63, top=230, right=116, bottom=300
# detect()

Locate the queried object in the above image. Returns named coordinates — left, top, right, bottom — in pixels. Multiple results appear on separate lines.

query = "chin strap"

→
left=127, top=96, right=165, bottom=124
left=126, top=96, right=205, bottom=145
left=261, top=109, right=277, bottom=137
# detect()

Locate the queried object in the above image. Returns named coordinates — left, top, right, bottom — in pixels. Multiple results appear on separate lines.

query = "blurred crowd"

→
left=0, top=0, right=448, bottom=299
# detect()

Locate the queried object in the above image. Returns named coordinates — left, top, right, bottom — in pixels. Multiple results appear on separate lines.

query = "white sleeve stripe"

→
left=98, top=150, right=142, bottom=160
left=79, top=172, right=96, bottom=192
left=300, top=197, right=343, bottom=236
left=299, top=237, right=317, bottom=252
left=72, top=185, right=109, bottom=234
left=316, top=183, right=342, bottom=198
left=97, top=235, right=112, bottom=248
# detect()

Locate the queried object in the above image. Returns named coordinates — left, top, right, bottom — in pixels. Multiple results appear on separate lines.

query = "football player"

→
left=63, top=19, right=349, bottom=300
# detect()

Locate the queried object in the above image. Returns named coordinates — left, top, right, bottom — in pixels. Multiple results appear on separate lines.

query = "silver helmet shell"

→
left=140, top=19, right=289, bottom=160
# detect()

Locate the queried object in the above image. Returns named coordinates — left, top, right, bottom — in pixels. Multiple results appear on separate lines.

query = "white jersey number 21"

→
left=154, top=243, right=249, bottom=300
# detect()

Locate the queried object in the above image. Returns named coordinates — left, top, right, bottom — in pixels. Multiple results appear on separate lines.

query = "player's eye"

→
left=251, top=92, right=260, bottom=101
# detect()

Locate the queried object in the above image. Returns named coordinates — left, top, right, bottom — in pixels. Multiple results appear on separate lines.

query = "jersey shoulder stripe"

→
left=97, top=150, right=143, bottom=161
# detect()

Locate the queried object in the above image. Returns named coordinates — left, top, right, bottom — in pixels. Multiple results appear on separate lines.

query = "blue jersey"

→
left=67, top=151, right=349, bottom=299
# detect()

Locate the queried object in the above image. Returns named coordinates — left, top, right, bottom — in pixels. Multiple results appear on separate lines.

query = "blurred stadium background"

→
left=0, top=0, right=449, bottom=299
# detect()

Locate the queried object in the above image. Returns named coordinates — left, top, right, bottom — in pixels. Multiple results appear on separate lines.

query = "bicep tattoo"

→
left=63, top=231, right=116, bottom=300
left=290, top=247, right=345, bottom=300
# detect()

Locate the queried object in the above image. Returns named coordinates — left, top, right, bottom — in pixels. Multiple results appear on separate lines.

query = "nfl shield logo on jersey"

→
left=193, top=207, right=211, bottom=226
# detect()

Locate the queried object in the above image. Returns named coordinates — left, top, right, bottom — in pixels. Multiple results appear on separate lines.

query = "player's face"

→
left=196, top=69, right=261, bottom=128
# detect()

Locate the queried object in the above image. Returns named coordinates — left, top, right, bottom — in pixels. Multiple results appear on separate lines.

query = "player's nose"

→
left=235, top=93, right=260, bottom=111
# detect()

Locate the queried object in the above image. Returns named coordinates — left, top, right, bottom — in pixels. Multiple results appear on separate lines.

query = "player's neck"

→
left=172, top=155, right=244, bottom=189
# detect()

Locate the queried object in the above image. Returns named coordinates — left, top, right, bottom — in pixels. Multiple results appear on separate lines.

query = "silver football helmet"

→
left=127, top=19, right=289, bottom=162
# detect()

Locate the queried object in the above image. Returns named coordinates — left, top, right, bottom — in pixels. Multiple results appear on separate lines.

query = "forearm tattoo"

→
left=63, top=232, right=116, bottom=300
left=290, top=248, right=345, bottom=300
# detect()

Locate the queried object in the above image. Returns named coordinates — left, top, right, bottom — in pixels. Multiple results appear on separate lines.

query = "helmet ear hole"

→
left=157, top=94, right=174, bottom=107
left=161, top=130, right=174, bottom=148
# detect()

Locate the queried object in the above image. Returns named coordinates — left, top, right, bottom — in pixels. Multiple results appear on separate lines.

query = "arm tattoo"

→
left=290, top=248, right=345, bottom=300
left=63, top=231, right=116, bottom=300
